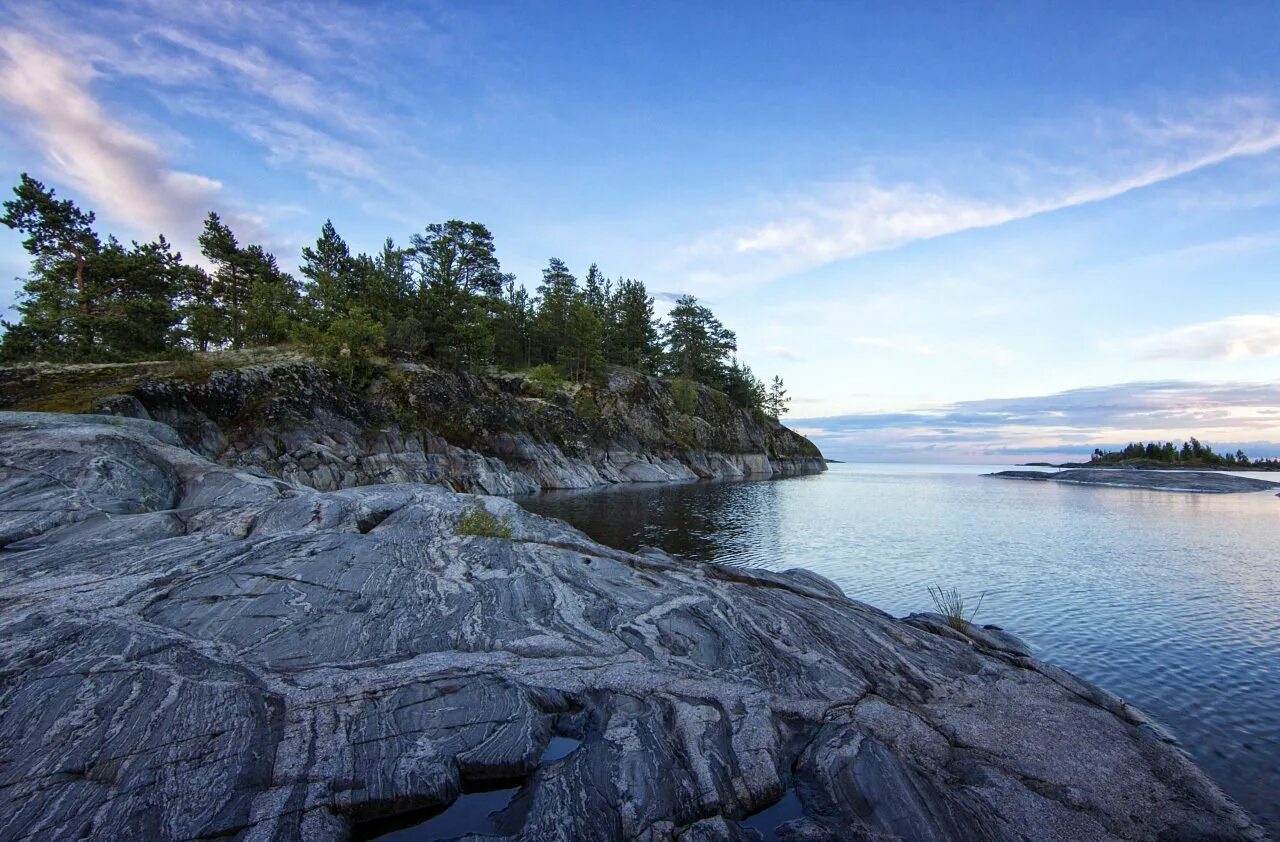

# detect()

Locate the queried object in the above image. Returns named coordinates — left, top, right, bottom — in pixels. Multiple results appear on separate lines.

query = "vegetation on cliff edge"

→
left=0, top=173, right=791, bottom=419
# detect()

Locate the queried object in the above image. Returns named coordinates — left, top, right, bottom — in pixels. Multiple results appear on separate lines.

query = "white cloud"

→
left=1, top=0, right=439, bottom=208
left=1132, top=315, right=1280, bottom=361
left=792, top=380, right=1280, bottom=462
left=685, top=99, right=1280, bottom=289
left=0, top=30, right=221, bottom=237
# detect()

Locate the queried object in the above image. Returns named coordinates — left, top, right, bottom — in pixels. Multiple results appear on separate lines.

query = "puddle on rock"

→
left=361, top=736, right=584, bottom=840
left=359, top=781, right=519, bottom=841
left=740, top=788, right=805, bottom=841
left=539, top=735, right=582, bottom=763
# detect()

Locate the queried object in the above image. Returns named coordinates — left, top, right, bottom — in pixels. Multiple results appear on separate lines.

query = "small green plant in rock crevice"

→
left=671, top=377, right=698, bottom=415
left=928, top=584, right=986, bottom=631
left=456, top=504, right=514, bottom=539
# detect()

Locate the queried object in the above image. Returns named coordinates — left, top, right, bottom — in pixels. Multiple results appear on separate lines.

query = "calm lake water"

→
left=520, top=463, right=1280, bottom=837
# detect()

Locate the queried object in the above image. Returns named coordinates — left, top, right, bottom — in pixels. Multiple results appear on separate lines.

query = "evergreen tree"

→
left=532, top=258, right=578, bottom=364
left=90, top=235, right=185, bottom=356
left=198, top=213, right=297, bottom=349
left=300, top=219, right=355, bottom=328
left=560, top=297, right=605, bottom=382
left=493, top=277, right=534, bottom=369
left=582, top=263, right=611, bottom=323
left=408, top=221, right=505, bottom=365
left=606, top=278, right=660, bottom=372
left=176, top=260, right=219, bottom=352
left=764, top=375, right=790, bottom=417
left=722, top=357, right=765, bottom=410
left=0, top=174, right=101, bottom=357
left=241, top=245, right=301, bottom=345
left=198, top=212, right=251, bottom=349
left=409, top=220, right=504, bottom=297
left=365, top=239, right=413, bottom=324
left=661, top=294, right=736, bottom=385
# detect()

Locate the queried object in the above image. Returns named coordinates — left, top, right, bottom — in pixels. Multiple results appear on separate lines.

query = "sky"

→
left=2, top=1, right=1280, bottom=462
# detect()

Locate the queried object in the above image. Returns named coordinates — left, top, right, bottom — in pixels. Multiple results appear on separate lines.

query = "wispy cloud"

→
left=0, top=30, right=221, bottom=237
left=1130, top=315, right=1280, bottom=361
left=794, top=380, right=1280, bottom=462
left=2, top=0, right=441, bottom=215
left=680, top=98, right=1280, bottom=290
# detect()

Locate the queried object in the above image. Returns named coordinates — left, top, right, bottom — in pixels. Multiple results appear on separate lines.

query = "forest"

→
left=0, top=174, right=789, bottom=416
left=1088, top=438, right=1278, bottom=469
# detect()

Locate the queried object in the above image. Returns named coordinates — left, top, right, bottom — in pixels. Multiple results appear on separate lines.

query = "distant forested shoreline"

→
left=1026, top=437, right=1280, bottom=471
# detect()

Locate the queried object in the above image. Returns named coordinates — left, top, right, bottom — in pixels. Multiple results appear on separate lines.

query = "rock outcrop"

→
left=988, top=468, right=1280, bottom=494
left=0, top=357, right=825, bottom=495
left=0, top=412, right=1263, bottom=841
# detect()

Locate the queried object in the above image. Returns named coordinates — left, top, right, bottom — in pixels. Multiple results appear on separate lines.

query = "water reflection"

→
left=521, top=464, right=1280, bottom=836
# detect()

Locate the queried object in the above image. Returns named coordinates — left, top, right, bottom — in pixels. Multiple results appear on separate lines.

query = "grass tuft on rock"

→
left=456, top=504, right=514, bottom=539
left=928, top=584, right=985, bottom=631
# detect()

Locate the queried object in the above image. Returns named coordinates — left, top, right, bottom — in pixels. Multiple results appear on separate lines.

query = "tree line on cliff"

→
left=0, top=174, right=789, bottom=417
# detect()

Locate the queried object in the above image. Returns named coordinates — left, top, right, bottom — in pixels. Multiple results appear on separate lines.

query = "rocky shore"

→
left=988, top=468, right=1280, bottom=494
left=0, top=356, right=825, bottom=496
left=0, top=411, right=1264, bottom=840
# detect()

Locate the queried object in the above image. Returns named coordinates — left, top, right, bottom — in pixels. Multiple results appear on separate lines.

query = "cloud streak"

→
left=793, top=380, right=1280, bottom=462
left=0, top=30, right=221, bottom=237
left=681, top=99, right=1280, bottom=290
left=1130, top=315, right=1280, bottom=361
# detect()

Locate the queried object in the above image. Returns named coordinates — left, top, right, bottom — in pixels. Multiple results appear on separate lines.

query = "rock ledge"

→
left=0, top=412, right=1263, bottom=841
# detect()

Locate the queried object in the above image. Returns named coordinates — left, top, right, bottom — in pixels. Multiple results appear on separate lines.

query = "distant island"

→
left=989, top=468, right=1280, bottom=494
left=1023, top=437, right=1280, bottom=472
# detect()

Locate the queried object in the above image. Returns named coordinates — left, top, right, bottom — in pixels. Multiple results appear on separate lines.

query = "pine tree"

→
left=300, top=219, right=355, bottom=328
left=493, top=278, right=534, bottom=369
left=1, top=174, right=101, bottom=357
left=662, top=294, right=736, bottom=385
left=409, top=221, right=504, bottom=297
left=722, top=358, right=765, bottom=410
left=91, top=235, right=185, bottom=356
left=198, top=212, right=251, bottom=349
left=242, top=245, right=301, bottom=345
left=532, top=258, right=578, bottom=364
left=764, top=375, right=790, bottom=417
left=175, top=259, right=219, bottom=352
left=560, top=297, right=605, bottom=382
left=605, top=278, right=660, bottom=372
left=582, top=263, right=611, bottom=324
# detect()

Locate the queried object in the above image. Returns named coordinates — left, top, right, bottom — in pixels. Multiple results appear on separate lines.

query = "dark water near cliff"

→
left=520, top=463, right=1280, bottom=836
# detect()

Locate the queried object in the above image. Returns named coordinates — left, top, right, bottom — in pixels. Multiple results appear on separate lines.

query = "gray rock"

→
left=0, top=413, right=1263, bottom=841
left=85, top=361, right=827, bottom=496
left=987, top=468, right=1280, bottom=494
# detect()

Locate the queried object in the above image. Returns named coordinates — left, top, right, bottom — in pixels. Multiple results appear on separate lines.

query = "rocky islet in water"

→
left=987, top=467, right=1280, bottom=494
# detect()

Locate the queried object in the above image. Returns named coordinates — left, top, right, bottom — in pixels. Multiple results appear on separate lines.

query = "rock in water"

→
left=987, top=468, right=1280, bottom=494
left=0, top=412, right=1263, bottom=841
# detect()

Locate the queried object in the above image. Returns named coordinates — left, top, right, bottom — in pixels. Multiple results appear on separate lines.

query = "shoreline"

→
left=0, top=411, right=1265, bottom=840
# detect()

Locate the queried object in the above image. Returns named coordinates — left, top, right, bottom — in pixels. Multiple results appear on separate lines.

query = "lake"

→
left=520, top=463, right=1280, bottom=837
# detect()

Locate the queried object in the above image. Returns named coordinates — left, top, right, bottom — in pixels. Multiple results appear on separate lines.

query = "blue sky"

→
left=3, top=1, right=1280, bottom=461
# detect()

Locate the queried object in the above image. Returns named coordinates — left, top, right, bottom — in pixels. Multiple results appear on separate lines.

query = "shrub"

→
left=928, top=584, right=986, bottom=631
left=522, top=364, right=566, bottom=398
left=456, top=504, right=514, bottom=539
left=301, top=307, right=385, bottom=388
left=572, top=386, right=601, bottom=421
left=671, top=377, right=697, bottom=415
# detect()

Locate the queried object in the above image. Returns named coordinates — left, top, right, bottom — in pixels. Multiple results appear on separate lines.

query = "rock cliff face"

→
left=65, top=360, right=825, bottom=495
left=0, top=412, right=1264, bottom=841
